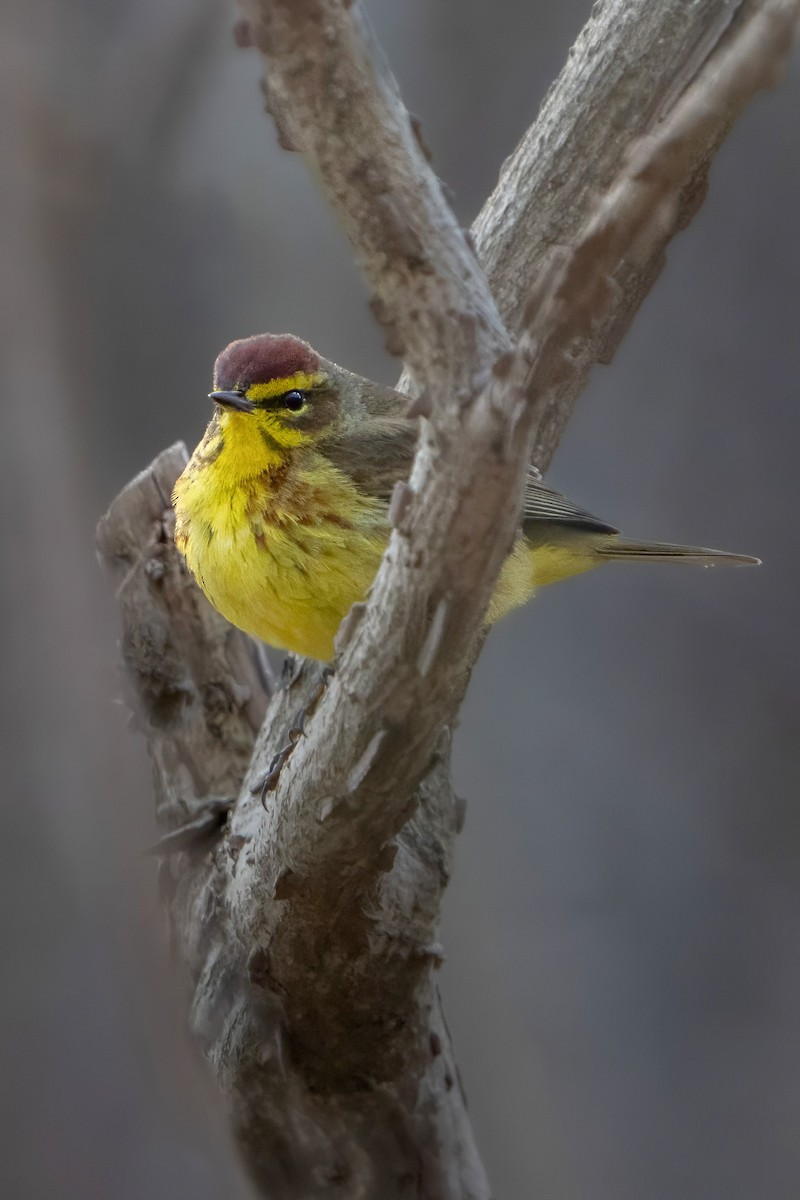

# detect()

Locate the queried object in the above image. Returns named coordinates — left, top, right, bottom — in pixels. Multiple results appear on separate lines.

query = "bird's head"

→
left=209, top=333, right=345, bottom=455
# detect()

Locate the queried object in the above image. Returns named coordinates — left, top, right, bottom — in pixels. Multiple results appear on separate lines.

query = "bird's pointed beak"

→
left=209, top=389, right=255, bottom=413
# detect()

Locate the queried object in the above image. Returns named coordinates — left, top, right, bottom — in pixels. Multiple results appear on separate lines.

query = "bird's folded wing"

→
left=324, top=425, right=618, bottom=538
left=320, top=417, right=418, bottom=502
left=523, top=473, right=619, bottom=535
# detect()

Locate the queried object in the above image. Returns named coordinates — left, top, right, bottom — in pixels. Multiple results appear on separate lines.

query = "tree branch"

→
left=472, top=0, right=758, bottom=468
left=233, top=0, right=798, bottom=947
left=98, top=2, right=799, bottom=1195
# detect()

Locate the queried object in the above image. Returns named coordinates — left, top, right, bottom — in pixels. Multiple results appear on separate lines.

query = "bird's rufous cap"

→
left=214, top=334, right=320, bottom=391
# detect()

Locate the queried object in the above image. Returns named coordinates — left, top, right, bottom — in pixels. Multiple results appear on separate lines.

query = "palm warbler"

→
left=172, top=334, right=758, bottom=661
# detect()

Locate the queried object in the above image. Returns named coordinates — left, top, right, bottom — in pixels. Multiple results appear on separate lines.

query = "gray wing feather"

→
left=324, top=428, right=618, bottom=536
left=523, top=472, right=618, bottom=536
left=320, top=417, right=417, bottom=502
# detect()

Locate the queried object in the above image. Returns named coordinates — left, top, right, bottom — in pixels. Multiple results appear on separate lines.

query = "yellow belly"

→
left=183, top=513, right=388, bottom=661
left=173, top=449, right=390, bottom=660
left=182, top=524, right=600, bottom=661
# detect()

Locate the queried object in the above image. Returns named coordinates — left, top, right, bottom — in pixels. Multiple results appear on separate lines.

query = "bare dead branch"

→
left=507, top=0, right=800, bottom=441
left=98, top=2, right=799, bottom=1195
left=484, top=0, right=800, bottom=470
left=234, top=0, right=799, bottom=911
left=401, top=0, right=763, bottom=459
left=97, top=443, right=272, bottom=829
left=240, top=0, right=508, bottom=384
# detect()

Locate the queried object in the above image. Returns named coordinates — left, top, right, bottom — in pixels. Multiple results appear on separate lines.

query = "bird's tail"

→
left=596, top=538, right=761, bottom=567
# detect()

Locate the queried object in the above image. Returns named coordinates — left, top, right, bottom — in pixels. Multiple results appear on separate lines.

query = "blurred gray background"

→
left=1, top=2, right=798, bottom=1198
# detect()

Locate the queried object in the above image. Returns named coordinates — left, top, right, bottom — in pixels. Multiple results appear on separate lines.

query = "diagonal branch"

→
left=239, top=0, right=509, bottom=385
left=472, top=0, right=761, bottom=468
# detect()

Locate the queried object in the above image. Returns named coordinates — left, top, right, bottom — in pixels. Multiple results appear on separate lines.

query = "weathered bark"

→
left=98, top=2, right=799, bottom=1196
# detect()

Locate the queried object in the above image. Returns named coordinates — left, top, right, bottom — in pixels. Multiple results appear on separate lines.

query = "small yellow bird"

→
left=173, top=333, right=759, bottom=662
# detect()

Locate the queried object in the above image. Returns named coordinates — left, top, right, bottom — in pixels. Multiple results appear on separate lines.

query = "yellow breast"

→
left=174, top=443, right=389, bottom=661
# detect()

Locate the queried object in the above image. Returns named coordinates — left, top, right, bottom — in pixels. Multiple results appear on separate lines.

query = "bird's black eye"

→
left=282, top=389, right=306, bottom=412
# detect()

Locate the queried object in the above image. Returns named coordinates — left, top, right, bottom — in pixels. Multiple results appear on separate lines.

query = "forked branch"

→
left=98, top=2, right=799, bottom=1195
left=236, top=0, right=798, bottom=915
